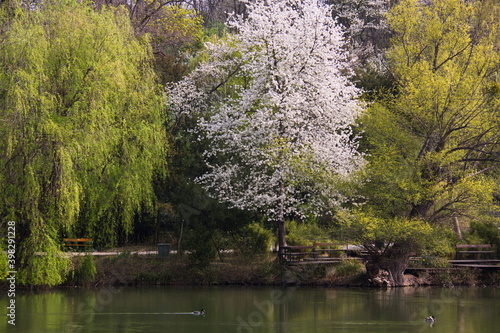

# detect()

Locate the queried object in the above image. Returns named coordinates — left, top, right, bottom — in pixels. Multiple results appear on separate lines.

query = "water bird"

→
left=425, top=315, right=435, bottom=323
left=192, top=309, right=205, bottom=316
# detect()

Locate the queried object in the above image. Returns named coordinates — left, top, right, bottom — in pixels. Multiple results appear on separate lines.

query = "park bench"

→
left=64, top=238, right=93, bottom=251
left=455, top=244, right=494, bottom=260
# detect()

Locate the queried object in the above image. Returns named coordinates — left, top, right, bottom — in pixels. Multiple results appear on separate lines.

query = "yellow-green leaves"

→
left=0, top=1, right=166, bottom=285
left=347, top=211, right=435, bottom=253
left=148, top=5, right=204, bottom=46
left=387, top=0, right=473, bottom=75
left=360, top=0, right=500, bottom=228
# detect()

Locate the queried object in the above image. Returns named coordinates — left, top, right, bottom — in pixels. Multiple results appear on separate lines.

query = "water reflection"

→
left=0, top=286, right=498, bottom=333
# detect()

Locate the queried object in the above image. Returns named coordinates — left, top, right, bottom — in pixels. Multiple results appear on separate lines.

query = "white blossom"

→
left=169, top=0, right=365, bottom=222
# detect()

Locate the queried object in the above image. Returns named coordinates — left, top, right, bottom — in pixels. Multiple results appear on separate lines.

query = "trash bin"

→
left=158, top=243, right=170, bottom=258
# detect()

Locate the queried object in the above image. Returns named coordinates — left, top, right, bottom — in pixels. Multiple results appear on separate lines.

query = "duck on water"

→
left=192, top=310, right=205, bottom=316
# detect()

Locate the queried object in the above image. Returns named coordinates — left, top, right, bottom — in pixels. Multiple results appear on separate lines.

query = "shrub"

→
left=286, top=220, right=329, bottom=246
left=420, top=256, right=452, bottom=268
left=236, top=222, right=273, bottom=258
left=334, top=259, right=366, bottom=278
left=69, top=254, right=96, bottom=285
left=468, top=221, right=500, bottom=255
left=184, top=225, right=216, bottom=268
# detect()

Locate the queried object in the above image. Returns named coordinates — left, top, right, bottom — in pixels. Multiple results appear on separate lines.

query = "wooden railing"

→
left=281, top=243, right=367, bottom=263
left=455, top=244, right=494, bottom=260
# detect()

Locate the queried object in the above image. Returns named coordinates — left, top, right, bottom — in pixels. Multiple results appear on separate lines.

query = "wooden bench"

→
left=455, top=244, right=494, bottom=260
left=64, top=238, right=93, bottom=251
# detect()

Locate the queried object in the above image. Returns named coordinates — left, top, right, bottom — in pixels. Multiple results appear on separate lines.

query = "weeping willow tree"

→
left=0, top=0, right=166, bottom=286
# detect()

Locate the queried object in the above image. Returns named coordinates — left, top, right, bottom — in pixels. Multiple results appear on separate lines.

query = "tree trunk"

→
left=277, top=217, right=286, bottom=260
left=385, top=259, right=408, bottom=286
left=367, top=260, right=408, bottom=287
left=409, top=200, right=433, bottom=220
left=454, top=216, right=463, bottom=240
left=277, top=177, right=287, bottom=261
left=365, top=244, right=412, bottom=287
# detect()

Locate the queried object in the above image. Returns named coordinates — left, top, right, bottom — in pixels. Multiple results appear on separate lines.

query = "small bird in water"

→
left=192, top=309, right=205, bottom=316
left=425, top=315, right=435, bottom=323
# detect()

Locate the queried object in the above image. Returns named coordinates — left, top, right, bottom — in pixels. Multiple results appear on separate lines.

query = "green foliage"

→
left=420, top=256, right=452, bottom=268
left=426, top=226, right=457, bottom=258
left=0, top=0, right=166, bottom=285
left=286, top=220, right=329, bottom=246
left=203, top=21, right=227, bottom=39
left=467, top=221, right=500, bottom=255
left=344, top=210, right=437, bottom=255
left=333, top=259, right=366, bottom=278
left=18, top=227, right=71, bottom=286
left=235, top=222, right=272, bottom=258
left=148, top=5, right=204, bottom=44
left=78, top=255, right=97, bottom=283
left=358, top=103, right=423, bottom=218
left=359, top=0, right=500, bottom=230
left=139, top=4, right=205, bottom=83
left=0, top=246, right=7, bottom=280
left=184, top=224, right=216, bottom=268
left=69, top=254, right=97, bottom=285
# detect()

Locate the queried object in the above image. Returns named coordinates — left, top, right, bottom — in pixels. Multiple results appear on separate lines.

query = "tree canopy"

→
left=1, top=0, right=498, bottom=287
left=367, top=0, right=500, bottom=224
left=169, top=0, right=364, bottom=254
left=0, top=0, right=166, bottom=285
left=351, top=0, right=500, bottom=285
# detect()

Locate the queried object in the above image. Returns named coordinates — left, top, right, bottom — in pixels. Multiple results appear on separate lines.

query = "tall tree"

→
left=95, top=0, right=205, bottom=84
left=0, top=1, right=166, bottom=285
left=381, top=0, right=500, bottom=223
left=352, top=0, right=500, bottom=285
left=169, top=0, right=364, bottom=258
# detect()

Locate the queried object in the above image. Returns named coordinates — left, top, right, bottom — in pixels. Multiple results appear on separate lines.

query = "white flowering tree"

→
left=169, top=0, right=364, bottom=258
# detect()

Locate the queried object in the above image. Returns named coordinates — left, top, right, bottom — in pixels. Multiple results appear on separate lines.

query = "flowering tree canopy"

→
left=169, top=0, right=364, bottom=252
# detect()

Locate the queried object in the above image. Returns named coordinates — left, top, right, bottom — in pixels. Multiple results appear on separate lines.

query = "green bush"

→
left=425, top=226, right=456, bottom=258
left=419, top=255, right=452, bottom=268
left=286, top=220, right=329, bottom=246
left=69, top=254, right=96, bottom=285
left=184, top=225, right=216, bottom=268
left=468, top=221, right=500, bottom=255
left=334, top=259, right=366, bottom=278
left=19, top=237, right=71, bottom=286
left=236, top=222, right=272, bottom=257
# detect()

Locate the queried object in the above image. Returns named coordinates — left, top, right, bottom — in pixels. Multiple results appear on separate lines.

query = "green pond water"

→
left=1, top=285, right=499, bottom=333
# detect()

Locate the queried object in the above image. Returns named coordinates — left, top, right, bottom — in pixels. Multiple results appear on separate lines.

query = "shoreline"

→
left=2, top=251, right=499, bottom=290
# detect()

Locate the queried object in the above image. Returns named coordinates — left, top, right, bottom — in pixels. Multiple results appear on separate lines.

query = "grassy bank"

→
left=63, top=251, right=500, bottom=288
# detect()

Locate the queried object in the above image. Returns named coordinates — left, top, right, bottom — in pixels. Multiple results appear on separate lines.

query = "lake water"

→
left=1, top=285, right=499, bottom=333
